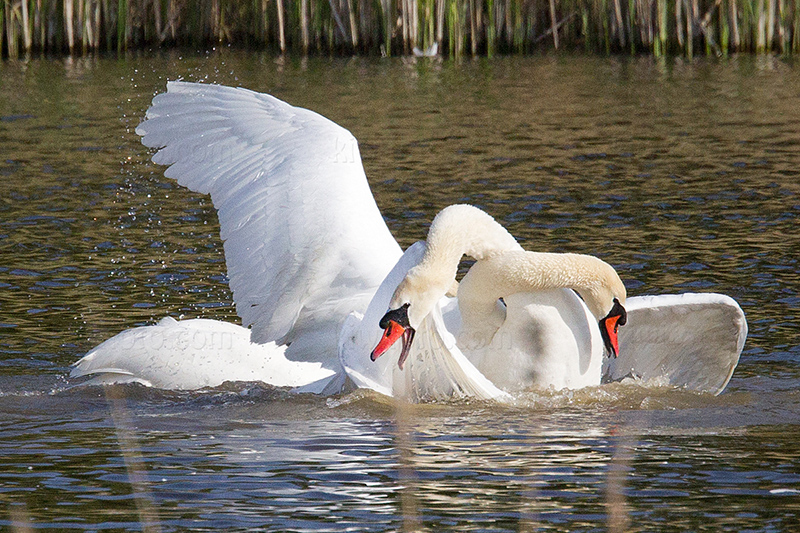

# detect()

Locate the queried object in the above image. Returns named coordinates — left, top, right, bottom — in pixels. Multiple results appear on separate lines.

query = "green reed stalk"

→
left=22, top=0, right=31, bottom=51
left=277, top=0, right=287, bottom=51
left=116, top=0, right=126, bottom=51
left=581, top=6, right=589, bottom=52
left=3, top=0, right=800, bottom=58
left=549, top=0, right=564, bottom=50
left=766, top=0, right=774, bottom=47
left=719, top=0, right=729, bottom=53
left=400, top=0, right=409, bottom=52
left=467, top=0, right=475, bottom=54
left=10, top=0, right=20, bottom=57
left=612, top=0, right=625, bottom=48
left=381, top=0, right=391, bottom=55
left=658, top=0, right=665, bottom=54
left=794, top=2, right=800, bottom=52
left=300, top=0, right=309, bottom=52
left=512, top=0, right=522, bottom=52
left=446, top=0, right=455, bottom=55
left=348, top=0, right=358, bottom=47
left=436, top=0, right=444, bottom=46
left=687, top=0, right=695, bottom=56
left=729, top=0, right=740, bottom=50
left=625, top=0, right=633, bottom=52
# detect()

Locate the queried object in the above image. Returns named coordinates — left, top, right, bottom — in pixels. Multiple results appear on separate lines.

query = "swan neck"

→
left=420, top=204, right=523, bottom=275
left=457, top=251, right=625, bottom=343
left=390, top=205, right=523, bottom=328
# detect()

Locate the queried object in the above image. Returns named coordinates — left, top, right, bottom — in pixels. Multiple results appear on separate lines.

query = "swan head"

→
left=580, top=272, right=627, bottom=358
left=598, top=297, right=627, bottom=358
left=370, top=303, right=416, bottom=369
left=370, top=265, right=452, bottom=369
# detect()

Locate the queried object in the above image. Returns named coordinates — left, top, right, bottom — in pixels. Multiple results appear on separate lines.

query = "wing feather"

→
left=607, top=293, right=747, bottom=395
left=136, top=81, right=401, bottom=367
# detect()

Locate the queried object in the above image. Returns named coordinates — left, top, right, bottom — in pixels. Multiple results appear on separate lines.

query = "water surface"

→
left=1, top=52, right=799, bottom=531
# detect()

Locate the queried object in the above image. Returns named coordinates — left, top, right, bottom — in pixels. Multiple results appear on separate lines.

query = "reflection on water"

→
left=2, top=384, right=798, bottom=531
left=1, top=52, right=800, bottom=531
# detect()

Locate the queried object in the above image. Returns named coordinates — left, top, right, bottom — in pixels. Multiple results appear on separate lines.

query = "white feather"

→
left=606, top=293, right=747, bottom=394
left=339, top=243, right=510, bottom=402
left=72, top=317, right=338, bottom=392
left=136, top=81, right=401, bottom=370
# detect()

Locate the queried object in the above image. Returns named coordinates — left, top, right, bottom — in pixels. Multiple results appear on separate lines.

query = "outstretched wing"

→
left=71, top=317, right=338, bottom=392
left=606, top=293, right=747, bottom=395
left=136, top=82, right=401, bottom=365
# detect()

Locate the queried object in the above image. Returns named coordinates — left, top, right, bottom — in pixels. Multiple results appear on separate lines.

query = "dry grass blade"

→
left=105, top=386, right=163, bottom=533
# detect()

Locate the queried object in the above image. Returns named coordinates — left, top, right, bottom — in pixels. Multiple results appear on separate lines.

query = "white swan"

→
left=71, top=81, right=747, bottom=399
left=364, top=204, right=627, bottom=393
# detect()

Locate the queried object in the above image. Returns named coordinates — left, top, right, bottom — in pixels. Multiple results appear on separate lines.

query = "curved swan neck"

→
left=426, top=204, right=522, bottom=260
left=417, top=204, right=523, bottom=278
left=457, top=251, right=626, bottom=342
left=389, top=205, right=523, bottom=327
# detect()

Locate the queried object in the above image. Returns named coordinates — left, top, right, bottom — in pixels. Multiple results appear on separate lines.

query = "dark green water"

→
left=1, top=51, right=799, bottom=531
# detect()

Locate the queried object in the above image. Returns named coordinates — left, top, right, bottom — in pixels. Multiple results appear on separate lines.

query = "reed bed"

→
left=2, top=0, right=800, bottom=57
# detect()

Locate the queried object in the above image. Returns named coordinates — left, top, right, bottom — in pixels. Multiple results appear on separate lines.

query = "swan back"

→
left=464, top=289, right=603, bottom=391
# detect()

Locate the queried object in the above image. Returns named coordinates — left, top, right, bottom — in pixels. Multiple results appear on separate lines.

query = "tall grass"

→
left=1, top=0, right=799, bottom=57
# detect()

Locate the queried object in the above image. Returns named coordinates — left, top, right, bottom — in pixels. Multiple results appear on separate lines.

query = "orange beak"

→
left=599, top=298, right=627, bottom=358
left=371, top=304, right=416, bottom=369
left=371, top=319, right=406, bottom=360
left=371, top=320, right=416, bottom=369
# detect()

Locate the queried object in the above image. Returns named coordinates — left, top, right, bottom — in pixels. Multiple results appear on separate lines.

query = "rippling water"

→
left=1, top=52, right=799, bottom=531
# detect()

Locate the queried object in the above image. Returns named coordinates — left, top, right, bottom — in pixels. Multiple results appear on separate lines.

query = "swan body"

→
left=461, top=289, right=603, bottom=392
left=71, top=81, right=748, bottom=400
left=339, top=242, right=510, bottom=401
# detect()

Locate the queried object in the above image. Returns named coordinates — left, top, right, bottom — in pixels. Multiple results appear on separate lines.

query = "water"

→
left=1, top=51, right=800, bottom=531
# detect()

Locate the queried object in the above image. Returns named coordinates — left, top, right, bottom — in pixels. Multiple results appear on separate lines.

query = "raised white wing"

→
left=606, top=293, right=747, bottom=395
left=136, top=82, right=402, bottom=367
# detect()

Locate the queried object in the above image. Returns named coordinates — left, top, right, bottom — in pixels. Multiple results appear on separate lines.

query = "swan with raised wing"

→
left=71, top=82, right=747, bottom=399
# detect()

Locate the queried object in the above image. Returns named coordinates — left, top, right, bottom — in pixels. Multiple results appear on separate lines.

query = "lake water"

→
left=1, top=51, right=800, bottom=531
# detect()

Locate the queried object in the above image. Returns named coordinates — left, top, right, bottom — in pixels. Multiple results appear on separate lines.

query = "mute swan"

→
left=71, top=81, right=747, bottom=400
left=367, top=204, right=628, bottom=392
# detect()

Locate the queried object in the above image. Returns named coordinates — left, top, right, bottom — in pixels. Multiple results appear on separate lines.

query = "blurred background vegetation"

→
left=1, top=0, right=798, bottom=58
